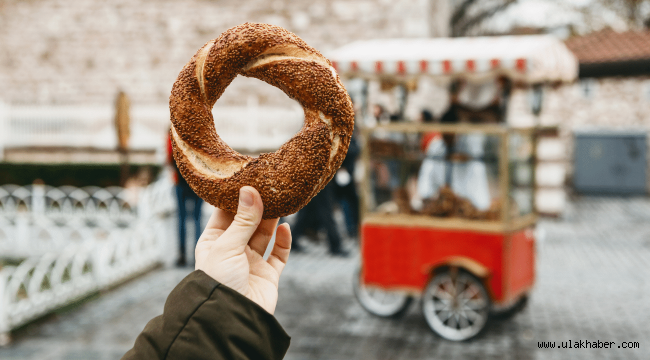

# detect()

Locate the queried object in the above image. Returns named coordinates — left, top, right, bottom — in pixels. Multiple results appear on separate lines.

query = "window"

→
left=579, top=78, right=597, bottom=99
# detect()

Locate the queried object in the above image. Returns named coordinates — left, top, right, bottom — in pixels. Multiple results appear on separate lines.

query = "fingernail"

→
left=239, top=188, right=254, bottom=207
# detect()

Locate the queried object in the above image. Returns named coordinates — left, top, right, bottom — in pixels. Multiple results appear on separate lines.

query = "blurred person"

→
left=122, top=187, right=292, bottom=360
left=288, top=182, right=348, bottom=257
left=441, top=80, right=464, bottom=124
left=450, top=133, right=491, bottom=210
left=367, top=103, right=390, bottom=127
left=333, top=129, right=360, bottom=239
left=418, top=87, right=462, bottom=204
left=168, top=133, right=203, bottom=267
left=417, top=132, right=447, bottom=204
left=371, top=160, right=394, bottom=206
left=369, top=103, right=404, bottom=207
left=417, top=80, right=491, bottom=211
left=419, top=109, right=437, bottom=152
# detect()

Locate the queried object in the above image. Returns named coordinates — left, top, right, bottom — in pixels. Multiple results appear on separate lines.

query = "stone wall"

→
left=0, top=0, right=437, bottom=106
left=509, top=77, right=650, bottom=131
left=508, top=76, right=650, bottom=191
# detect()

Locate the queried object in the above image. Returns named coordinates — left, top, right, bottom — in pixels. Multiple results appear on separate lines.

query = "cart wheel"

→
left=491, top=294, right=529, bottom=320
left=353, top=266, right=413, bottom=318
left=422, top=269, right=490, bottom=341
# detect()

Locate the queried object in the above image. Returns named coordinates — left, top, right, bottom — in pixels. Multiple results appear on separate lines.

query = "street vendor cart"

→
left=328, top=35, right=577, bottom=341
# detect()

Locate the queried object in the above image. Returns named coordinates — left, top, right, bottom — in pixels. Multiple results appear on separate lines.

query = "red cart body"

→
left=361, top=221, right=535, bottom=306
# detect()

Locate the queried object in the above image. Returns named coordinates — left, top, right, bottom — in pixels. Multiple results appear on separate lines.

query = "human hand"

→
left=195, top=186, right=292, bottom=315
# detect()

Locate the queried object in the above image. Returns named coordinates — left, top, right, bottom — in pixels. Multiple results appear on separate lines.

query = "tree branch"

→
left=453, top=0, right=517, bottom=36
left=451, top=0, right=478, bottom=26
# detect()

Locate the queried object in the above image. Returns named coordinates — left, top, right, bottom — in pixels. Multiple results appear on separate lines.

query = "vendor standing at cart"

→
left=417, top=80, right=491, bottom=212
left=369, top=104, right=404, bottom=206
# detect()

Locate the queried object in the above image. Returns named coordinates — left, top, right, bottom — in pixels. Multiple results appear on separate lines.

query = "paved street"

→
left=1, top=197, right=649, bottom=359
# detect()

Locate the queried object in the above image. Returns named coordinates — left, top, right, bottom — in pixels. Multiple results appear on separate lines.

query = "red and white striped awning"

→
left=327, top=35, right=578, bottom=84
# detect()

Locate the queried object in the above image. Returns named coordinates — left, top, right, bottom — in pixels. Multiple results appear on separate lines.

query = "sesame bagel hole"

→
left=211, top=76, right=304, bottom=158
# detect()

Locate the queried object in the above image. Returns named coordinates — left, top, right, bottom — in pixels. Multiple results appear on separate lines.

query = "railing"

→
left=0, top=184, right=137, bottom=225
left=0, top=101, right=304, bottom=159
left=0, top=177, right=175, bottom=345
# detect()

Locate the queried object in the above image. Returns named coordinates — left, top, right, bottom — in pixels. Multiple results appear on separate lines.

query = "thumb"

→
left=220, top=186, right=263, bottom=249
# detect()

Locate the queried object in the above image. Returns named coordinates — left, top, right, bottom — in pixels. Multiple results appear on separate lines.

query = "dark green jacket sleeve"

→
left=121, top=270, right=290, bottom=360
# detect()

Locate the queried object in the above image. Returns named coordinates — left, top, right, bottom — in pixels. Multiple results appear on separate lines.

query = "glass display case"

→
left=361, top=123, right=537, bottom=232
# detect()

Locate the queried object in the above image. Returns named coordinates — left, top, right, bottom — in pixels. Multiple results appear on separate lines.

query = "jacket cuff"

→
left=123, top=270, right=290, bottom=360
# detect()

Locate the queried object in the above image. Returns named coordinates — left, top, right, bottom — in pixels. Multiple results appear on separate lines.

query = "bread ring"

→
left=170, top=23, right=354, bottom=219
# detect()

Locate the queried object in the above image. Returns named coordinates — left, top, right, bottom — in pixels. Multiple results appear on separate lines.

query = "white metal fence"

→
left=0, top=177, right=176, bottom=345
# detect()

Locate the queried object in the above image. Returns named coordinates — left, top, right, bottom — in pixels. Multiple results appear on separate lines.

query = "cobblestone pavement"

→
left=1, top=197, right=649, bottom=360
